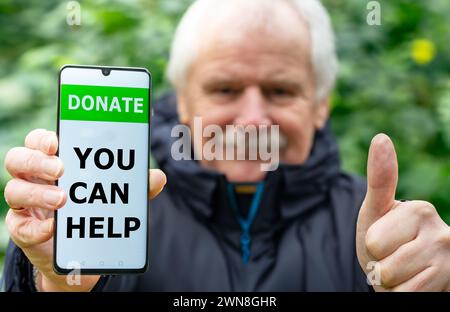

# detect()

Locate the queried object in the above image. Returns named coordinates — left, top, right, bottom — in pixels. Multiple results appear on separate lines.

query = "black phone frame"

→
left=53, top=64, right=151, bottom=275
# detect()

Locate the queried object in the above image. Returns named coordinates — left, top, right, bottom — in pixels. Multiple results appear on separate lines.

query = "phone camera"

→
left=101, top=68, right=111, bottom=76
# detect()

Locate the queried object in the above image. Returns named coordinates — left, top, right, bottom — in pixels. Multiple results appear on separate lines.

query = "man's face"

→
left=177, top=21, right=329, bottom=182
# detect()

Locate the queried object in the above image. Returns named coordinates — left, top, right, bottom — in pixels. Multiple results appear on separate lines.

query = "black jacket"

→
left=3, top=93, right=370, bottom=291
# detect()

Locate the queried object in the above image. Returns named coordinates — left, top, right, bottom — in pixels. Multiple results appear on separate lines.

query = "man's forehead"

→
left=195, top=55, right=309, bottom=82
left=191, top=33, right=312, bottom=82
left=202, top=35, right=308, bottom=59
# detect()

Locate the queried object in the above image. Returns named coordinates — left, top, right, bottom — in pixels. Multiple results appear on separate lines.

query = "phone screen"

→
left=54, top=65, right=150, bottom=274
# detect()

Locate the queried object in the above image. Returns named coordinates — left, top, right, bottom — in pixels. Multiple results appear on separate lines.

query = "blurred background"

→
left=1, top=0, right=450, bottom=271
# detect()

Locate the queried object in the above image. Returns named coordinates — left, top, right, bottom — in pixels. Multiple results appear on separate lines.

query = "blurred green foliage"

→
left=0, top=0, right=450, bottom=271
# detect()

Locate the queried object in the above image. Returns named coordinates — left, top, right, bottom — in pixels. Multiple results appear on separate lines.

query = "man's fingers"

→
left=25, top=129, right=58, bottom=155
left=390, top=266, right=443, bottom=292
left=149, top=169, right=167, bottom=199
left=4, top=178, right=66, bottom=211
left=364, top=133, right=399, bottom=221
left=5, top=147, right=64, bottom=181
left=5, top=210, right=54, bottom=248
left=365, top=202, right=422, bottom=260
left=377, top=239, right=428, bottom=288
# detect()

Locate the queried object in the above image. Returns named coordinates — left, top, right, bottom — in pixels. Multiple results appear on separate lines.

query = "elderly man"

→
left=3, top=0, right=450, bottom=292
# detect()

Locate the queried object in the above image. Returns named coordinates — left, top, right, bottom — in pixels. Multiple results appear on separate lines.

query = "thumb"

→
left=359, top=133, right=398, bottom=232
left=365, top=133, right=398, bottom=218
left=356, top=134, right=398, bottom=275
left=148, top=169, right=167, bottom=199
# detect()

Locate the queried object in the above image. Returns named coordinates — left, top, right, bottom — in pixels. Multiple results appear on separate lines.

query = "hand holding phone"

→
left=5, top=132, right=167, bottom=290
left=4, top=65, right=165, bottom=290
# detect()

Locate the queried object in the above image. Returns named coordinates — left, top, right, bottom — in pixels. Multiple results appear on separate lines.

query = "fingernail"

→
left=42, top=158, right=62, bottom=177
left=151, top=170, right=167, bottom=186
left=40, top=219, right=53, bottom=234
left=43, top=135, right=54, bottom=153
left=43, top=190, right=63, bottom=206
left=371, top=134, right=381, bottom=144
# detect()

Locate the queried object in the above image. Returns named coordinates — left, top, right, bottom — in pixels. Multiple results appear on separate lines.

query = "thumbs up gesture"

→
left=356, top=134, right=450, bottom=291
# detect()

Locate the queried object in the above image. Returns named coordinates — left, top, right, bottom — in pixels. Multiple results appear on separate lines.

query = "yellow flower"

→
left=411, top=39, right=436, bottom=65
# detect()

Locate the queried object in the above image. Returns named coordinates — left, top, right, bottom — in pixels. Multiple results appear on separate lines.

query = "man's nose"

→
left=234, top=86, right=272, bottom=127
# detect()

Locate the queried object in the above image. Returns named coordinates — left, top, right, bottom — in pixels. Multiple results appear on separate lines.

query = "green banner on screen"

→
left=60, top=84, right=149, bottom=123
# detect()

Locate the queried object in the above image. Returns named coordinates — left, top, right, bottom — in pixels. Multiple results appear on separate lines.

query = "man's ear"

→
left=177, top=94, right=190, bottom=124
left=314, top=96, right=330, bottom=129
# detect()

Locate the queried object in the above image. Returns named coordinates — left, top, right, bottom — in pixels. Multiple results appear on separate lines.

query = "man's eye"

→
left=271, top=88, right=290, bottom=97
left=216, top=87, right=238, bottom=95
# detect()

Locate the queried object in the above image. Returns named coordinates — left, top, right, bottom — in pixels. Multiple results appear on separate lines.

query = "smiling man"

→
left=3, top=0, right=450, bottom=292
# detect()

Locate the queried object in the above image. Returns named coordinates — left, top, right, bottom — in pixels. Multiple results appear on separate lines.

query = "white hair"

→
left=167, top=0, right=338, bottom=102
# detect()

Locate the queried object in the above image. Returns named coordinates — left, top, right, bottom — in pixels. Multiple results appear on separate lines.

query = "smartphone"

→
left=54, top=65, right=151, bottom=274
